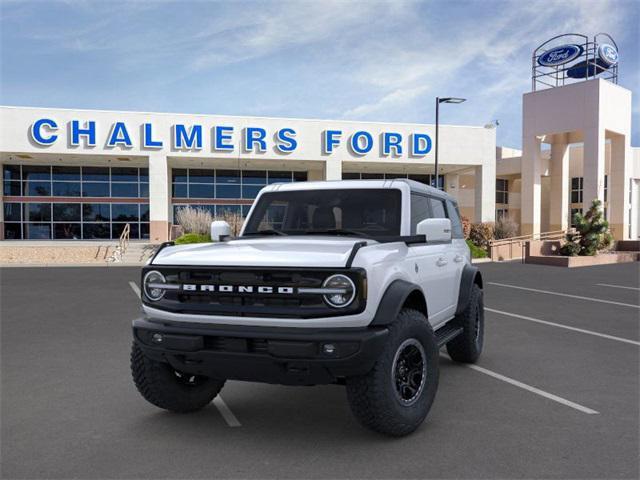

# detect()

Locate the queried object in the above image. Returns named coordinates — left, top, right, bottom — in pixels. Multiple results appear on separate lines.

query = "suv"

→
left=131, top=180, right=484, bottom=436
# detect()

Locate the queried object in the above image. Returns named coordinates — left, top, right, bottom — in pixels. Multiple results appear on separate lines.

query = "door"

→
left=408, top=194, right=458, bottom=326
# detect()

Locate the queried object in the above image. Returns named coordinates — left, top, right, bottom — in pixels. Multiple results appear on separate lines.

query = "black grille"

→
left=142, top=266, right=366, bottom=319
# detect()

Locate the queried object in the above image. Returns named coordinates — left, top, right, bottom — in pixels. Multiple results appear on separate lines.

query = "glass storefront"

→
left=3, top=164, right=149, bottom=239
left=172, top=168, right=307, bottom=220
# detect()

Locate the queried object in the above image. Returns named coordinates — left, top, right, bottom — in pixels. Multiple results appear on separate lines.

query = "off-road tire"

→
left=345, top=309, right=439, bottom=436
left=131, top=342, right=225, bottom=413
left=446, top=284, right=484, bottom=363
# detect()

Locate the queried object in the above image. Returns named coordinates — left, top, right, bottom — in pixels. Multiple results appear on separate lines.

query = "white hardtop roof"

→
left=262, top=179, right=452, bottom=200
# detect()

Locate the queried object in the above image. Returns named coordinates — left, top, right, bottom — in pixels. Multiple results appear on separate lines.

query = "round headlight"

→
left=322, top=274, right=356, bottom=308
left=143, top=270, right=166, bottom=301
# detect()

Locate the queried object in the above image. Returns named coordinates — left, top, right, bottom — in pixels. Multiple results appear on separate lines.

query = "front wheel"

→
left=131, top=342, right=225, bottom=413
left=346, top=309, right=439, bottom=436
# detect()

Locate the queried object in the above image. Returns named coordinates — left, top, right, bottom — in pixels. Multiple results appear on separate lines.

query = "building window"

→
left=171, top=168, right=306, bottom=222
left=496, top=208, right=509, bottom=220
left=496, top=179, right=508, bottom=204
left=2, top=164, right=150, bottom=240
left=171, top=168, right=305, bottom=200
left=2, top=165, right=149, bottom=200
left=604, top=175, right=608, bottom=203
left=571, top=177, right=583, bottom=203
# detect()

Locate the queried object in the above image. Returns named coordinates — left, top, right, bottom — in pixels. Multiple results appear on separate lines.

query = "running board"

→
left=435, top=324, right=464, bottom=347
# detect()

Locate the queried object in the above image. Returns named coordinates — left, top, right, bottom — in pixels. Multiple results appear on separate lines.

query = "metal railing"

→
left=489, top=229, right=571, bottom=262
left=106, top=223, right=131, bottom=263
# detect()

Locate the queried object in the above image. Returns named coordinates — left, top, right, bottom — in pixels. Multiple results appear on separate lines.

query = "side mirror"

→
left=416, top=218, right=452, bottom=243
left=210, top=220, right=231, bottom=242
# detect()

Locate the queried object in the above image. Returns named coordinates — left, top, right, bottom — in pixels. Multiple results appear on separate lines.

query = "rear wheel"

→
left=446, top=284, right=484, bottom=363
left=131, top=342, right=225, bottom=413
left=346, top=309, right=439, bottom=436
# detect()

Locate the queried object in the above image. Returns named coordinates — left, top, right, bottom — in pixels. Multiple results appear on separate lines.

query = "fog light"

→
left=323, top=343, right=336, bottom=355
left=152, top=333, right=163, bottom=344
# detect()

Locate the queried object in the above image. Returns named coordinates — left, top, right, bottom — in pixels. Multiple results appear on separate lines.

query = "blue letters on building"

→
left=174, top=124, right=203, bottom=149
left=350, top=131, right=373, bottom=155
left=30, top=118, right=58, bottom=145
left=323, top=130, right=342, bottom=154
left=412, top=133, right=432, bottom=156
left=143, top=123, right=163, bottom=148
left=275, top=128, right=297, bottom=152
left=71, top=120, right=96, bottom=147
left=383, top=132, right=403, bottom=155
left=107, top=122, right=132, bottom=147
left=214, top=126, right=234, bottom=151
left=245, top=127, right=267, bottom=152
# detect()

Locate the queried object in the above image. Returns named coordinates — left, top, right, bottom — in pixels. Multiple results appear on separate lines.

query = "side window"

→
left=410, top=194, right=431, bottom=234
left=429, top=197, right=447, bottom=219
left=446, top=199, right=463, bottom=238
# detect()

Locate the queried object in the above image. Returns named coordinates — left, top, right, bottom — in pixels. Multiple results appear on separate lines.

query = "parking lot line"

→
left=129, top=281, right=141, bottom=299
left=213, top=396, right=242, bottom=427
left=443, top=355, right=600, bottom=415
left=488, top=282, right=640, bottom=309
left=596, top=283, right=640, bottom=291
left=486, top=307, right=640, bottom=346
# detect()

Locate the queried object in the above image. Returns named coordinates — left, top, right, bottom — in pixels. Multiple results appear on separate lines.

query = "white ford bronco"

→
left=131, top=179, right=484, bottom=436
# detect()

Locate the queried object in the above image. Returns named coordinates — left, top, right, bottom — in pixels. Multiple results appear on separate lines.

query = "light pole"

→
left=435, top=97, right=466, bottom=189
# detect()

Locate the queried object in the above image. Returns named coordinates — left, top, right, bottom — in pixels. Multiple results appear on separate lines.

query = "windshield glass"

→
left=243, top=189, right=402, bottom=238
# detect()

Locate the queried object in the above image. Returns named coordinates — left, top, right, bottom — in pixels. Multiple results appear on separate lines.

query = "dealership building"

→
left=0, top=34, right=638, bottom=243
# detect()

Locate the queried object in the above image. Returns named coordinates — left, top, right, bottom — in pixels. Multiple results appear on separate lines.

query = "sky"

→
left=1, top=0, right=638, bottom=148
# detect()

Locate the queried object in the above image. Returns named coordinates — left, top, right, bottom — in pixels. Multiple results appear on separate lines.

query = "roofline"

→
left=0, top=105, right=489, bottom=130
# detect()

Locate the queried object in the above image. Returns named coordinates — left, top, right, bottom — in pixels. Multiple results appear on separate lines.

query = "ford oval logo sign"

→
left=598, top=44, right=618, bottom=66
left=538, top=44, right=583, bottom=67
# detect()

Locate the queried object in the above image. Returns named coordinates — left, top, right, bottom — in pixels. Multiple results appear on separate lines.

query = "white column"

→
left=549, top=134, right=570, bottom=232
left=609, top=134, right=631, bottom=240
left=324, top=158, right=342, bottom=180
left=521, top=135, right=542, bottom=236
left=148, top=153, right=170, bottom=243
left=474, top=163, right=495, bottom=223
left=582, top=126, right=606, bottom=211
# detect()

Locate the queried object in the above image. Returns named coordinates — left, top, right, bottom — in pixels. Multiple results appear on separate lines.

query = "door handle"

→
left=454, top=254, right=464, bottom=263
left=436, top=257, right=448, bottom=267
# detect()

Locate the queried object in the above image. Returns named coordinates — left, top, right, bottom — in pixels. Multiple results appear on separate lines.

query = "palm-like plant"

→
left=560, top=199, right=613, bottom=256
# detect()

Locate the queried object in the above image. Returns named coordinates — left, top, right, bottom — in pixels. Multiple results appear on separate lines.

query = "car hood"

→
left=152, top=236, right=368, bottom=268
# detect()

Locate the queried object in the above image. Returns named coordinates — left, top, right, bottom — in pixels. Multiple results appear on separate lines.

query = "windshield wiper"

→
left=305, top=228, right=370, bottom=238
left=243, top=229, right=287, bottom=236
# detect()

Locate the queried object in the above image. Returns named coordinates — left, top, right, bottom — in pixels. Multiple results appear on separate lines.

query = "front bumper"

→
left=133, top=317, right=388, bottom=386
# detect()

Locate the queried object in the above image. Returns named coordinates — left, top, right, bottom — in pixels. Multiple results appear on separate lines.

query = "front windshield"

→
left=243, top=189, right=402, bottom=239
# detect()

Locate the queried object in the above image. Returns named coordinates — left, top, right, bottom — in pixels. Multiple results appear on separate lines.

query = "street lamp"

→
left=435, top=97, right=466, bottom=189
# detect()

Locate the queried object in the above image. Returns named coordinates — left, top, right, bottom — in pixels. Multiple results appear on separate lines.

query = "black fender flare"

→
left=455, top=264, right=483, bottom=316
left=370, top=279, right=427, bottom=326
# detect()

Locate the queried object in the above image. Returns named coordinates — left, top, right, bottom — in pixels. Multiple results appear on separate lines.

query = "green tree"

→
left=560, top=199, right=613, bottom=256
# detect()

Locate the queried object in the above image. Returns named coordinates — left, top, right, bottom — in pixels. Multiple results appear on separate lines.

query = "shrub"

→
left=560, top=199, right=613, bottom=256
left=174, top=233, right=211, bottom=244
left=461, top=216, right=472, bottom=239
left=469, top=222, right=495, bottom=250
left=216, top=211, right=244, bottom=236
left=175, top=206, right=213, bottom=235
left=466, top=239, right=487, bottom=259
left=494, top=216, right=519, bottom=240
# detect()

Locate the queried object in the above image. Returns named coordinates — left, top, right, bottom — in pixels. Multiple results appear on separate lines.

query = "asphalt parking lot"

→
left=1, top=262, right=639, bottom=479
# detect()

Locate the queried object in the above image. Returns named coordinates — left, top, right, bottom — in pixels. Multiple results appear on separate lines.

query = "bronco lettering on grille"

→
left=182, top=284, right=295, bottom=294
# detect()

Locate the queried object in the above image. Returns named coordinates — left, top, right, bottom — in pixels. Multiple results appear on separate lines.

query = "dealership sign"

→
left=598, top=43, right=618, bottom=66
left=29, top=118, right=433, bottom=157
left=537, top=44, right=583, bottom=67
